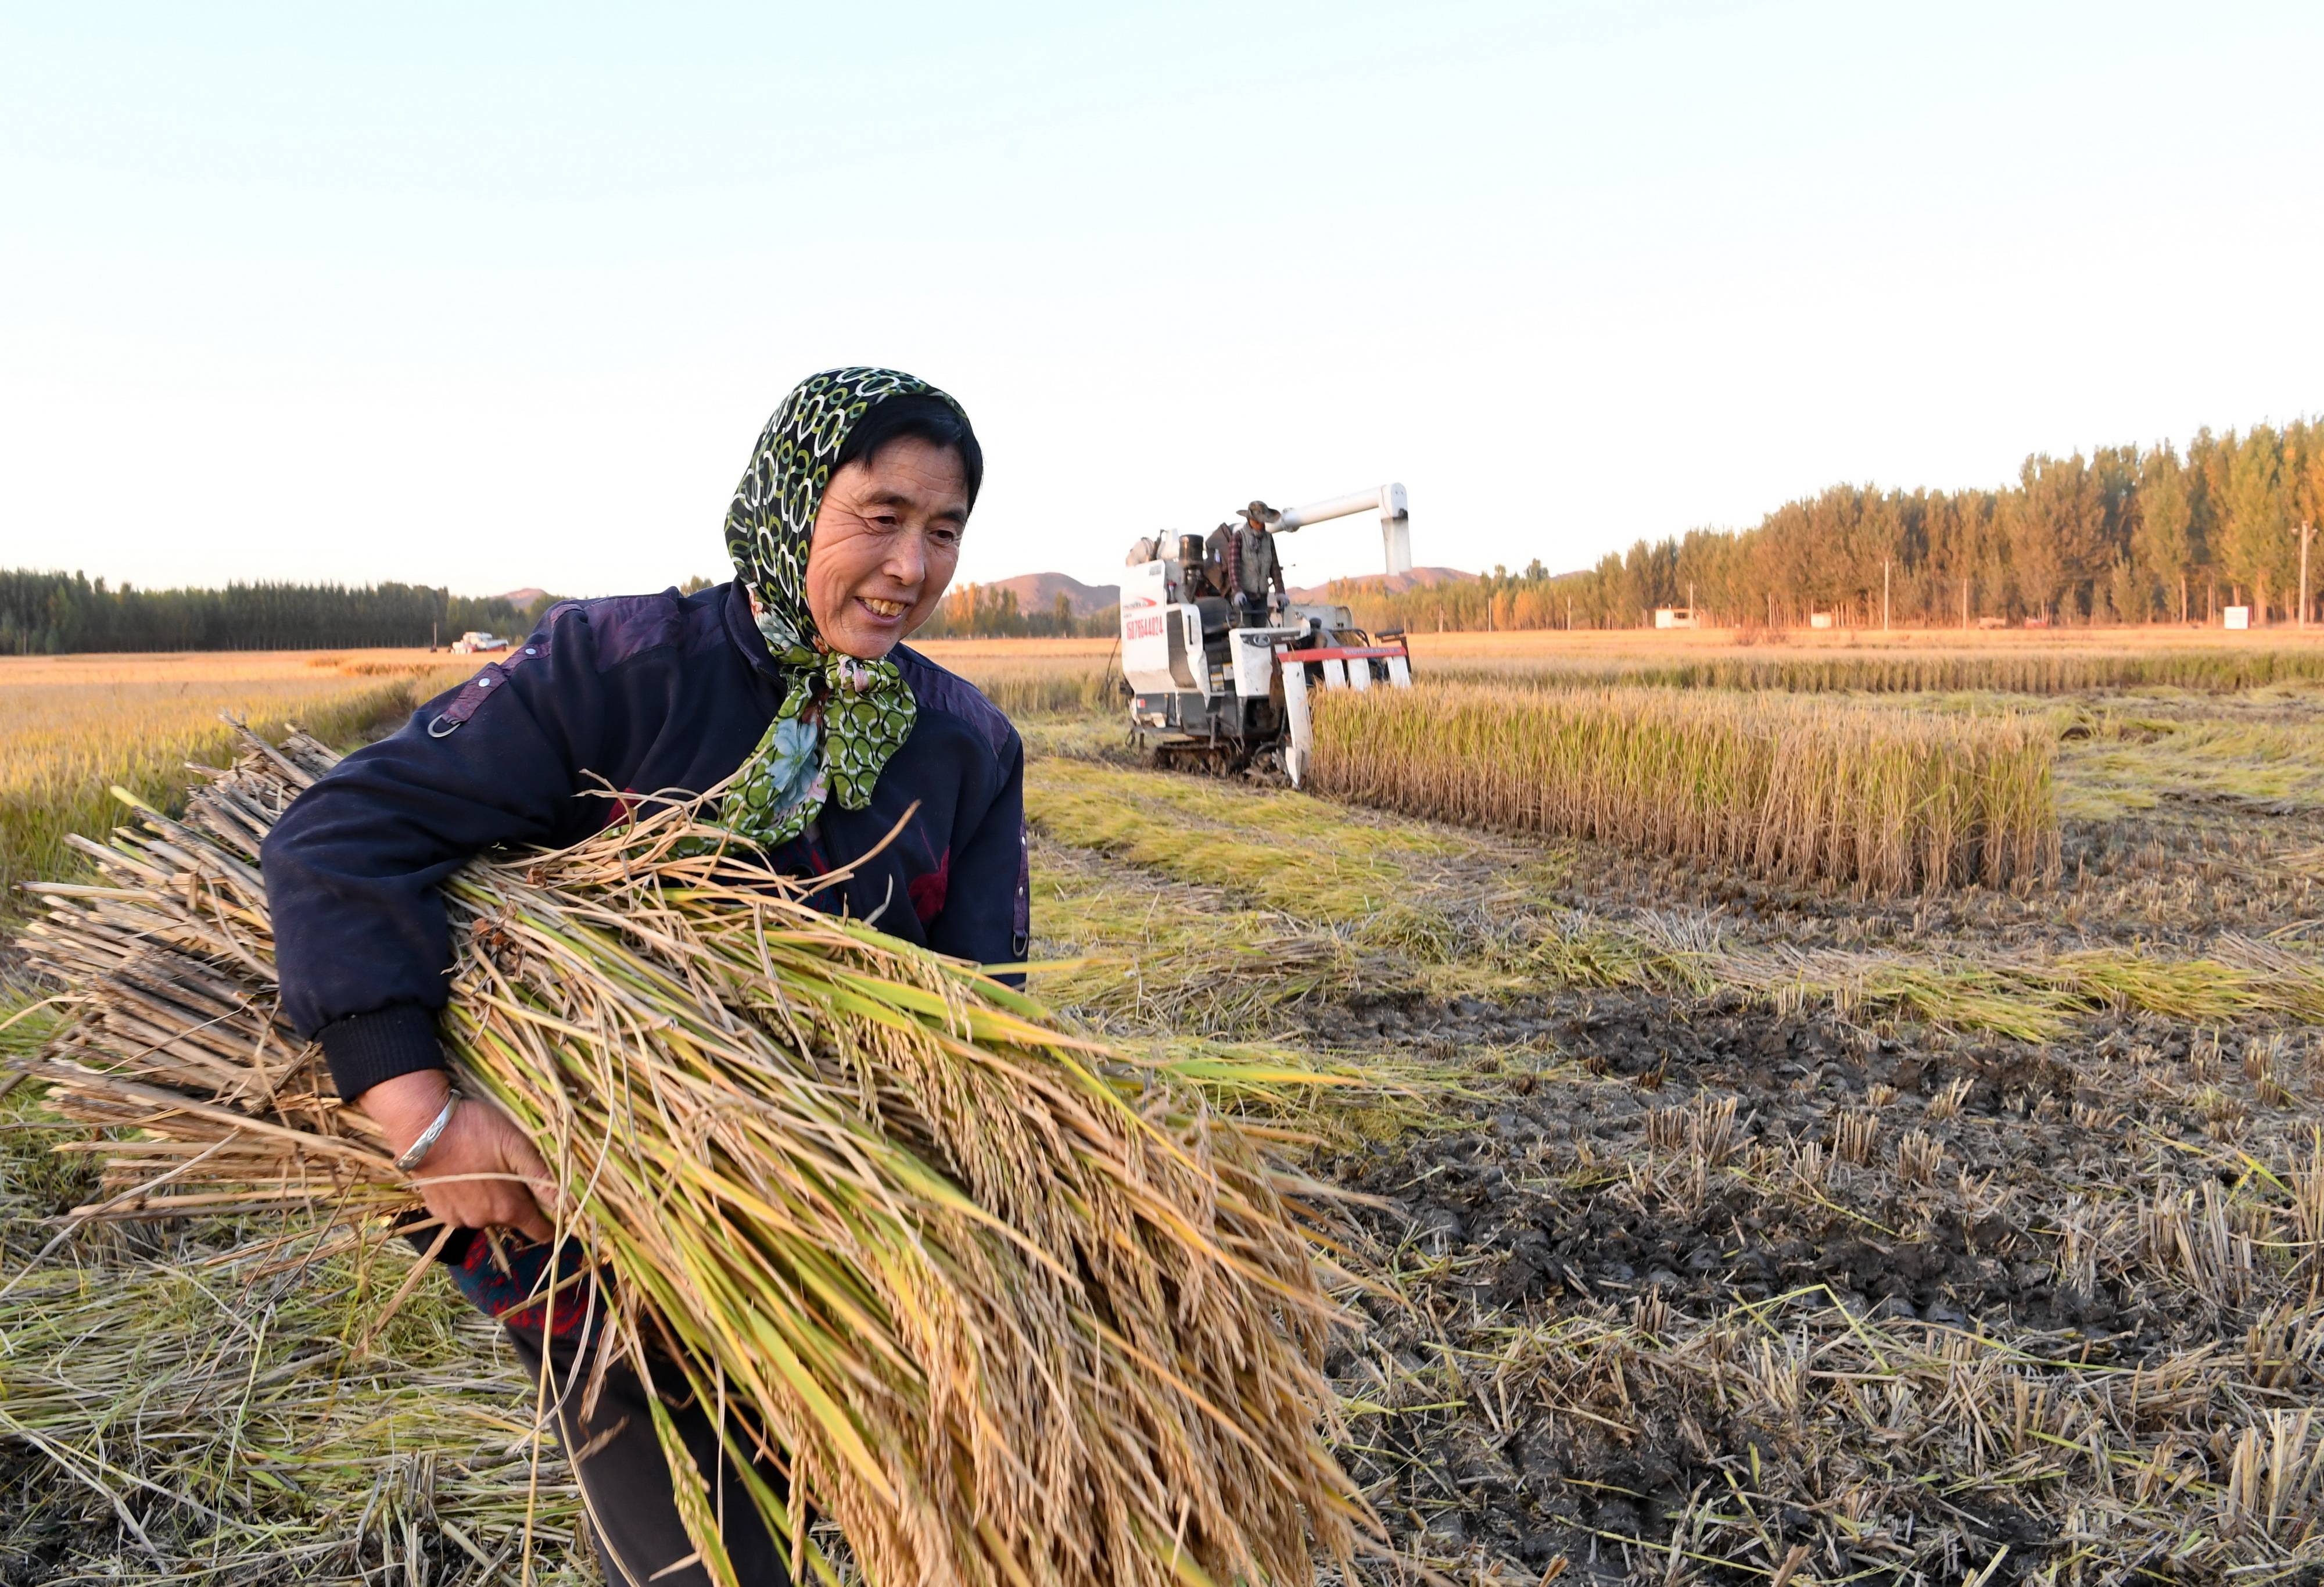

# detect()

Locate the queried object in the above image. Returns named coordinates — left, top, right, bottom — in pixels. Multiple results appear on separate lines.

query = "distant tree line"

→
left=1340, top=420, right=2324, bottom=632
left=0, top=565, right=1122, bottom=651
left=913, top=584, right=1118, bottom=640
left=0, top=571, right=561, bottom=654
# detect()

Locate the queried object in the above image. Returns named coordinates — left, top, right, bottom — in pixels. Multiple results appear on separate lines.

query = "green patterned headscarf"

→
left=719, top=367, right=966, bottom=850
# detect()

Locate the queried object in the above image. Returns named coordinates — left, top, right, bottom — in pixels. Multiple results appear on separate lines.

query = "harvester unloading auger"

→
left=1121, top=483, right=1415, bottom=783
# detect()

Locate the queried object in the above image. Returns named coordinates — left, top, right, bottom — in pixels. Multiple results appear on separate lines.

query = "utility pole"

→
left=1883, top=559, right=1891, bottom=631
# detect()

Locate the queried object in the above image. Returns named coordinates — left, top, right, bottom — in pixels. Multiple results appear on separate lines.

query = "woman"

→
left=261, top=367, right=1024, bottom=1586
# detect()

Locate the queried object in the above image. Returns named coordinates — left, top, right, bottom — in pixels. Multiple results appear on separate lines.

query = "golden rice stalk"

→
left=1310, top=683, right=2059, bottom=894
left=1423, top=643, right=2324, bottom=697
left=9, top=728, right=1363, bottom=1587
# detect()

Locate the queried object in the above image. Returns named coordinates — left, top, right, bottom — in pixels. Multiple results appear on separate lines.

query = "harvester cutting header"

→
left=1121, top=483, right=1416, bottom=782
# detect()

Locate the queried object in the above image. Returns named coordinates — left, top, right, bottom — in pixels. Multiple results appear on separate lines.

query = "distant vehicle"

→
left=450, top=631, right=510, bottom=654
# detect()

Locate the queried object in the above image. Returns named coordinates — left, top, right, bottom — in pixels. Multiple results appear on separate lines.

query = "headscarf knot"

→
left=716, top=367, right=967, bottom=850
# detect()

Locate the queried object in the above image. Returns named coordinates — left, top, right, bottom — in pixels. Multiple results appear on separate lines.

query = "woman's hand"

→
left=360, top=1070, right=556, bottom=1244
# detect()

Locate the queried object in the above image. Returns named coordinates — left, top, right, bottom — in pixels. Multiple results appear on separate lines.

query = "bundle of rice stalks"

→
left=8, top=728, right=1362, bottom=1587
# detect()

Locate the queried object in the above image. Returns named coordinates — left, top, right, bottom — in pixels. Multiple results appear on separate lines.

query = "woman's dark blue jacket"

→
left=261, top=581, right=1028, bottom=1104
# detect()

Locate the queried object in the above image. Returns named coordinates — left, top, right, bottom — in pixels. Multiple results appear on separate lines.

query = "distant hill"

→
left=983, top=572, right=1119, bottom=616
left=1285, top=565, right=1475, bottom=602
left=493, top=587, right=550, bottom=607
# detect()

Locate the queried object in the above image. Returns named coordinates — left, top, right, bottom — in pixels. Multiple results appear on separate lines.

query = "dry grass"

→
left=0, top=1238, right=595, bottom=1584
left=12, top=730, right=1363, bottom=1587
left=1307, top=683, right=2060, bottom=895
left=0, top=991, right=598, bottom=1582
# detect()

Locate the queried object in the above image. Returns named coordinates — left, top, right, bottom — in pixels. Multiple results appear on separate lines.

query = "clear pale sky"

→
left=3, top=2, right=2319, bottom=599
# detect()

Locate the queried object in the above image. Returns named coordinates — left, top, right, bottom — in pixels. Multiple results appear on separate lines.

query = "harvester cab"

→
left=1120, top=483, right=1415, bottom=783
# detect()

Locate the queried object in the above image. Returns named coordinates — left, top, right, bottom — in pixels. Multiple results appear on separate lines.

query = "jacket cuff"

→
left=317, top=1004, right=445, bottom=1102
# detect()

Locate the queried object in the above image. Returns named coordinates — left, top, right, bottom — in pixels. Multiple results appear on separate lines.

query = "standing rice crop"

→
left=1425, top=644, right=2324, bottom=696
left=0, top=651, right=467, bottom=907
left=1308, top=683, right=2058, bottom=894
left=948, top=657, right=1123, bottom=717
left=10, top=729, right=1361, bottom=1587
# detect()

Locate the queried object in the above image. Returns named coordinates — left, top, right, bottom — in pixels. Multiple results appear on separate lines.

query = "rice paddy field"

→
left=0, top=650, right=469, bottom=904
left=8, top=624, right=2324, bottom=1585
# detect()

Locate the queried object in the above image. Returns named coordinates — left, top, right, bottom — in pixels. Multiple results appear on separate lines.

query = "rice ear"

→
left=640, top=1367, right=743, bottom=1587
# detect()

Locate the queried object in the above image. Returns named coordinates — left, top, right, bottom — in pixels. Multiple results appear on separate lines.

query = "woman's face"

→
left=805, top=436, right=969, bottom=658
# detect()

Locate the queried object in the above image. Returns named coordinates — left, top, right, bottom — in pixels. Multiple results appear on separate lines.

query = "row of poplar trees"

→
left=912, top=584, right=1117, bottom=639
left=1349, top=420, right=2323, bottom=632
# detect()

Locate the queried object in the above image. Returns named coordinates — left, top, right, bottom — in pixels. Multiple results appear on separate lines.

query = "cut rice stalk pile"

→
left=8, top=728, right=1362, bottom=1587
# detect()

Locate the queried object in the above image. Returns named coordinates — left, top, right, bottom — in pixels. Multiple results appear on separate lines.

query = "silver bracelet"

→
left=393, top=1088, right=462, bottom=1174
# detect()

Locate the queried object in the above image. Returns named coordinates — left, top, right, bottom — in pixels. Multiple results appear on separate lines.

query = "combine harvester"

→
left=1120, top=483, right=1416, bottom=783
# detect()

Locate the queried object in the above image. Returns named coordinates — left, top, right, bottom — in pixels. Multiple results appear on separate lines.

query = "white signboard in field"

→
left=2224, top=606, right=2251, bottom=630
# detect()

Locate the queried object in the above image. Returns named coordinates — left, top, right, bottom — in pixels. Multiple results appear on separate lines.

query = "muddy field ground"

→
left=5, top=659, right=2324, bottom=1584
left=1022, top=678, right=2324, bottom=1585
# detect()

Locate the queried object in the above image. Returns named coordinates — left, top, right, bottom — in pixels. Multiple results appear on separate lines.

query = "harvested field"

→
left=6, top=632, right=2324, bottom=1585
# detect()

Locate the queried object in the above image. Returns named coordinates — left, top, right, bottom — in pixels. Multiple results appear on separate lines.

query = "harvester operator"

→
left=260, top=368, right=1023, bottom=1587
left=1204, top=506, right=1286, bottom=624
